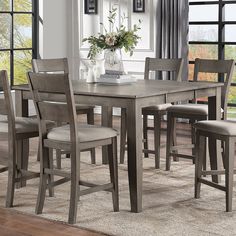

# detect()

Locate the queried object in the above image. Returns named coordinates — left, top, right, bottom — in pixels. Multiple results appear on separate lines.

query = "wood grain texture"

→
left=0, top=208, right=105, bottom=236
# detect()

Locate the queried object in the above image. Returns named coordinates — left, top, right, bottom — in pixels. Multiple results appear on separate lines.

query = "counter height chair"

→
left=0, top=70, right=54, bottom=208
left=194, top=120, right=236, bottom=212
left=166, top=58, right=235, bottom=171
left=120, top=58, right=184, bottom=169
left=32, top=58, right=96, bottom=167
left=28, top=72, right=119, bottom=224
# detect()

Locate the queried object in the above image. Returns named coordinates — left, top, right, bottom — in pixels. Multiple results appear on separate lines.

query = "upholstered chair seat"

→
left=47, top=124, right=118, bottom=143
left=142, top=103, right=172, bottom=112
left=0, top=115, right=54, bottom=134
left=167, top=104, right=224, bottom=116
left=194, top=120, right=236, bottom=136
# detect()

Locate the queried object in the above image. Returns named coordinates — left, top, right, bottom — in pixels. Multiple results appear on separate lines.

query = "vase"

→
left=104, top=49, right=124, bottom=72
left=104, top=49, right=122, bottom=67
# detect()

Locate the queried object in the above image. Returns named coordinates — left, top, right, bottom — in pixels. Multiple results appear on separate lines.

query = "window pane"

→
left=228, top=86, right=236, bottom=105
left=225, top=4, right=236, bottom=21
left=228, top=106, right=236, bottom=120
left=225, top=45, right=236, bottom=83
left=0, top=14, right=11, bottom=49
left=188, top=64, right=194, bottom=81
left=14, top=14, right=32, bottom=48
left=189, top=44, right=218, bottom=61
left=0, top=0, right=10, bottom=11
left=0, top=51, right=10, bottom=78
left=225, top=25, right=236, bottom=42
left=189, top=25, right=218, bottom=42
left=14, top=50, right=32, bottom=85
left=189, top=5, right=218, bottom=21
left=14, top=0, right=32, bottom=12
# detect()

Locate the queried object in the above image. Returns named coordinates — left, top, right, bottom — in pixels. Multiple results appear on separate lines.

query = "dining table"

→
left=12, top=79, right=223, bottom=213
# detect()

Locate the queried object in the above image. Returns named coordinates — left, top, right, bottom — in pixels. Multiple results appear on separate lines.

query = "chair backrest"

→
left=144, top=58, right=184, bottom=82
left=27, top=72, right=77, bottom=142
left=32, top=58, right=69, bottom=74
left=0, top=70, right=15, bottom=132
left=193, top=58, right=235, bottom=119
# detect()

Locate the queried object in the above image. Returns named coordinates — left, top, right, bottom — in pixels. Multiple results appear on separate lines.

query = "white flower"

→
left=105, top=33, right=117, bottom=46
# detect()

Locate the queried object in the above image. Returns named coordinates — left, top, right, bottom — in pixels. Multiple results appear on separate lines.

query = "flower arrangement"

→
left=83, top=8, right=142, bottom=60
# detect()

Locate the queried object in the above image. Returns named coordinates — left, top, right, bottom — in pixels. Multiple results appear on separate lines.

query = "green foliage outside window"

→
left=0, top=0, right=32, bottom=85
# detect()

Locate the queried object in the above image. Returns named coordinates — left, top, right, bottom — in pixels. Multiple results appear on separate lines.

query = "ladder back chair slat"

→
left=144, top=57, right=184, bottom=82
left=32, top=58, right=69, bottom=73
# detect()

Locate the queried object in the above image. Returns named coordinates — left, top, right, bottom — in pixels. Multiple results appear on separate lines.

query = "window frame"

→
left=0, top=0, right=39, bottom=86
left=189, top=0, right=236, bottom=107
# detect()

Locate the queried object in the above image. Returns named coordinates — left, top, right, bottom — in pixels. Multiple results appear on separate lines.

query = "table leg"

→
left=101, top=106, right=113, bottom=164
left=208, top=87, right=222, bottom=183
left=15, top=91, right=29, bottom=187
left=126, top=101, right=143, bottom=213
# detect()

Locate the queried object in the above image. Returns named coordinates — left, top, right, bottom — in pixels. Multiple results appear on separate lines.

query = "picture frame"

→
left=133, top=0, right=145, bottom=13
left=84, top=0, right=98, bottom=15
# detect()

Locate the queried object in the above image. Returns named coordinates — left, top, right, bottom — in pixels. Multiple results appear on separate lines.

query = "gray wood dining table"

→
left=13, top=79, right=223, bottom=213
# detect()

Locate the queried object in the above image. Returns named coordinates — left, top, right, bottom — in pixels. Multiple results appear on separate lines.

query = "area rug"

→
left=0, top=134, right=236, bottom=236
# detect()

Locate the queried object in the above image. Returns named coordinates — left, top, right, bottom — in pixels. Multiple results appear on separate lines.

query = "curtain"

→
left=156, top=0, right=189, bottom=81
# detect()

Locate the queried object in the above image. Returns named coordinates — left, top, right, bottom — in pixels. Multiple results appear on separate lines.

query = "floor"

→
left=0, top=208, right=105, bottom=236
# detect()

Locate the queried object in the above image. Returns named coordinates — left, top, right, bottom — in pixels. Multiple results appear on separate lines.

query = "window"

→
left=189, top=0, right=236, bottom=119
left=0, top=0, right=38, bottom=86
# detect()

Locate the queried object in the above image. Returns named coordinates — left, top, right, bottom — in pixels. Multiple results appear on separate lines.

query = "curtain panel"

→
left=156, top=0, right=189, bottom=81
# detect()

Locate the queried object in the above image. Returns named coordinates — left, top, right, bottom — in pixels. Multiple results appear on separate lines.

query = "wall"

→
left=39, top=0, right=68, bottom=59
left=79, top=0, right=157, bottom=78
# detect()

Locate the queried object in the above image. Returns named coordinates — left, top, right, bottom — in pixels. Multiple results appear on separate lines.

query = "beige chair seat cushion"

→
left=0, top=115, right=54, bottom=134
left=194, top=120, right=236, bottom=136
left=143, top=103, right=172, bottom=112
left=167, top=104, right=223, bottom=116
left=47, top=124, right=118, bottom=143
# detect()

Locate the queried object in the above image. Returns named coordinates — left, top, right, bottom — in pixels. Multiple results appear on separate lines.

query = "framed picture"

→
left=133, top=0, right=145, bottom=13
left=84, top=0, right=98, bottom=14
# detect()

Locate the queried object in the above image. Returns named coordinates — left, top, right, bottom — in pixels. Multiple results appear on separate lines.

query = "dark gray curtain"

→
left=156, top=0, right=189, bottom=81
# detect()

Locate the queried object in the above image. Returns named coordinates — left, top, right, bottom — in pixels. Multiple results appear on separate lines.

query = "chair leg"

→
left=194, top=131, right=205, bottom=199
left=16, top=139, right=29, bottom=188
left=191, top=123, right=196, bottom=164
left=143, top=114, right=149, bottom=158
left=108, top=137, right=119, bottom=212
left=56, top=150, right=62, bottom=169
left=37, top=144, right=40, bottom=162
left=172, top=118, right=179, bottom=162
left=35, top=146, right=50, bottom=215
left=120, top=108, right=127, bottom=164
left=166, top=113, right=174, bottom=171
left=154, top=113, right=161, bottom=169
left=48, top=148, right=54, bottom=197
left=6, top=138, right=16, bottom=208
left=87, top=109, right=96, bottom=164
left=225, top=137, right=234, bottom=212
left=68, top=145, right=80, bottom=224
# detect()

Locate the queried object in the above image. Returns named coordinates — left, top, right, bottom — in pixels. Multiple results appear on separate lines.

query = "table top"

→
left=13, top=80, right=223, bottom=99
